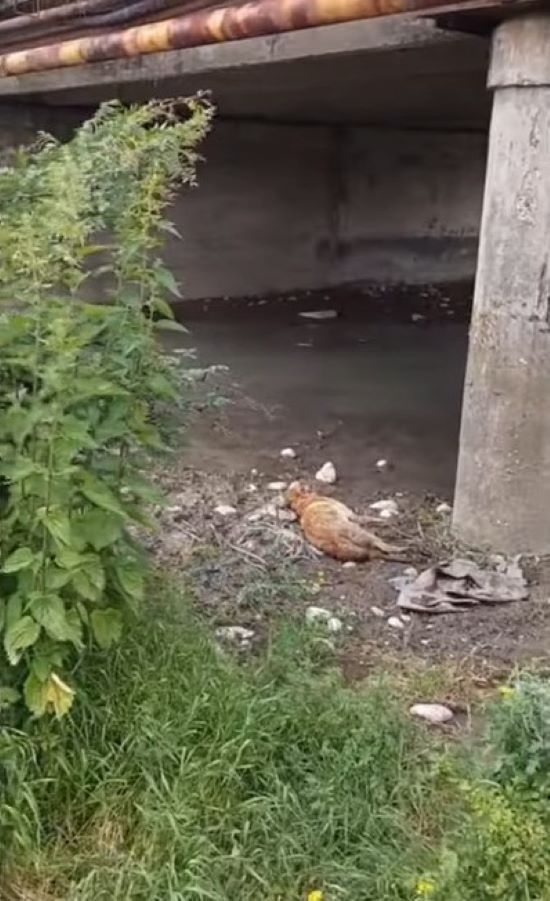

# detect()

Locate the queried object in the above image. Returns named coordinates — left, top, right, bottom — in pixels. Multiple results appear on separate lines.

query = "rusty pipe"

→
left=0, top=0, right=198, bottom=39
left=0, top=0, right=127, bottom=35
left=0, top=0, right=227, bottom=53
left=0, top=0, right=521, bottom=77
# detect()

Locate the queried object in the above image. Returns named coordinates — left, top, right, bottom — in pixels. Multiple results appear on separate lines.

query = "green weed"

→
left=2, top=585, right=445, bottom=900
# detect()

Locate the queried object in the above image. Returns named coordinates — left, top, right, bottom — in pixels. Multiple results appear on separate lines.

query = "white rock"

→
left=278, top=509, right=297, bottom=523
left=371, top=606, right=385, bottom=618
left=299, top=309, right=338, bottom=321
left=315, top=462, right=337, bottom=484
left=327, top=617, right=343, bottom=633
left=404, top=566, right=418, bottom=579
left=216, top=626, right=255, bottom=643
left=401, top=614, right=412, bottom=623
left=214, top=504, right=237, bottom=517
left=305, top=606, right=332, bottom=625
left=342, top=561, right=357, bottom=569
left=436, top=502, right=452, bottom=514
left=247, top=483, right=258, bottom=493
left=280, top=447, right=297, bottom=459
left=369, top=499, right=399, bottom=517
left=388, top=616, right=405, bottom=630
left=411, top=313, right=426, bottom=323
left=376, top=459, right=389, bottom=470
left=267, top=481, right=287, bottom=491
left=410, top=703, right=454, bottom=725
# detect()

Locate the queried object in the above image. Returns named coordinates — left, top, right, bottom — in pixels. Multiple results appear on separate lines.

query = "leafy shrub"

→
left=427, top=678, right=550, bottom=900
left=0, top=99, right=212, bottom=716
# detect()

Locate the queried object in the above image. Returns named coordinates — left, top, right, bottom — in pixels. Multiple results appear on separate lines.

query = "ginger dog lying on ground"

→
left=287, top=481, right=404, bottom=562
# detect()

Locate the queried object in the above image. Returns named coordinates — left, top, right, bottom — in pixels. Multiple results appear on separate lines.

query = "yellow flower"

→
left=415, top=878, right=436, bottom=896
left=45, top=672, right=75, bottom=718
left=307, top=891, right=323, bottom=901
left=498, top=685, right=516, bottom=699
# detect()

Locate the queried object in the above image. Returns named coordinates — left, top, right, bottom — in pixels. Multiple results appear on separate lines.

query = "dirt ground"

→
left=153, top=282, right=550, bottom=680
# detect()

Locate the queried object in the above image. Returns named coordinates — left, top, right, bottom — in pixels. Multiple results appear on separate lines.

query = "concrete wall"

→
left=0, top=103, right=85, bottom=156
left=1, top=105, right=486, bottom=297
left=167, top=121, right=487, bottom=299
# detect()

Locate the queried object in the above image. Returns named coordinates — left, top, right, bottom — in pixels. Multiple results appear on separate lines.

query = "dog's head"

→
left=286, top=480, right=316, bottom=515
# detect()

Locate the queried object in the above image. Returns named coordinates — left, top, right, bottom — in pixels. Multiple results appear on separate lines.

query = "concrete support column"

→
left=453, top=14, right=550, bottom=553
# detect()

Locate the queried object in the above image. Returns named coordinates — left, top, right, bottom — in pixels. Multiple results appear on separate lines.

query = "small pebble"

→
left=376, top=459, right=389, bottom=470
left=369, top=499, right=399, bottom=517
left=410, top=703, right=454, bottom=724
left=404, top=566, right=418, bottom=579
left=214, top=504, right=237, bottom=517
left=315, top=462, right=337, bottom=484
left=371, top=606, right=385, bottom=618
left=216, top=626, right=255, bottom=643
left=305, top=606, right=332, bottom=625
left=327, top=617, right=343, bottom=633
left=342, top=561, right=357, bottom=569
left=300, top=309, right=338, bottom=321
left=280, top=447, right=297, bottom=459
left=436, top=502, right=452, bottom=514
left=278, top=509, right=297, bottom=523
left=267, top=481, right=287, bottom=491
left=388, top=616, right=405, bottom=630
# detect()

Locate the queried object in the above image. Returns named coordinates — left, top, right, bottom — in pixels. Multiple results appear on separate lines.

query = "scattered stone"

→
left=216, top=626, right=255, bottom=644
left=401, top=614, right=412, bottom=623
left=388, top=616, right=405, bottom=630
left=165, top=505, right=182, bottom=515
left=436, top=502, right=452, bottom=514
left=278, top=509, right=297, bottom=523
left=342, top=561, right=357, bottom=569
left=249, top=503, right=296, bottom=522
left=280, top=447, right=297, bottom=459
left=315, top=462, right=337, bottom=484
left=214, top=504, right=238, bottom=517
left=299, top=309, right=338, bottom=321
left=404, top=566, right=418, bottom=579
left=327, top=616, right=344, bottom=633
left=305, top=606, right=332, bottom=625
left=410, top=703, right=454, bottom=725
left=369, top=498, right=399, bottom=518
left=371, top=606, right=385, bottom=618
left=267, top=481, right=287, bottom=491
left=247, top=483, right=258, bottom=493
left=376, top=459, right=389, bottom=470
left=411, top=313, right=426, bottom=323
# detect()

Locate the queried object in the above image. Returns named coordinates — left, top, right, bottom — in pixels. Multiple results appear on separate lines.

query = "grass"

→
left=1, top=586, right=450, bottom=901
left=3, top=585, right=550, bottom=901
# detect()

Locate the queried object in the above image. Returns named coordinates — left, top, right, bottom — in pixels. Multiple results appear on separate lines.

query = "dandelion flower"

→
left=498, top=685, right=515, bottom=699
left=416, top=877, right=436, bottom=896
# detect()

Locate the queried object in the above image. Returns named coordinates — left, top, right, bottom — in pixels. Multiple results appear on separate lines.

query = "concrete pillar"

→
left=453, top=14, right=550, bottom=553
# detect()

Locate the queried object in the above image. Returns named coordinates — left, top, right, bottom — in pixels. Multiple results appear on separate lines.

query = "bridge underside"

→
left=2, top=11, right=550, bottom=553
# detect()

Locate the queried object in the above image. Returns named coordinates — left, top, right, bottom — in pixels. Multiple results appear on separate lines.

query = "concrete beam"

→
left=453, top=12, right=550, bottom=553
left=0, top=17, right=463, bottom=99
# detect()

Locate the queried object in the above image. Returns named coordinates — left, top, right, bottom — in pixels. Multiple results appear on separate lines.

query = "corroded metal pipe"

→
left=0, top=0, right=208, bottom=39
left=0, top=0, right=523, bottom=77
left=0, top=0, right=227, bottom=54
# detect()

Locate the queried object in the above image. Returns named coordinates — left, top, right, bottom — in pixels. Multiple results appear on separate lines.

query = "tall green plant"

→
left=0, top=98, right=213, bottom=717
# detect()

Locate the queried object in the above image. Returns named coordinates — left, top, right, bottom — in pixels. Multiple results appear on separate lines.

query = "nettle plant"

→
left=0, top=98, right=213, bottom=717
